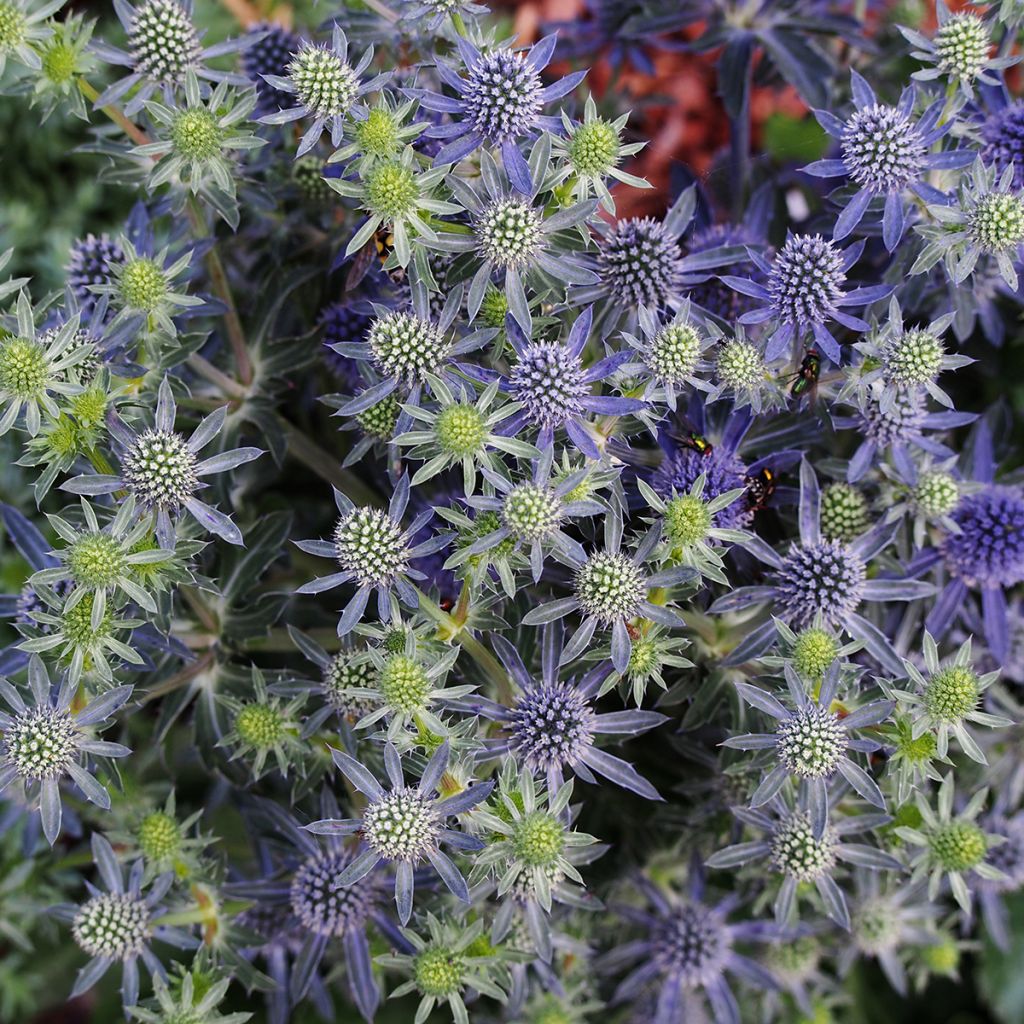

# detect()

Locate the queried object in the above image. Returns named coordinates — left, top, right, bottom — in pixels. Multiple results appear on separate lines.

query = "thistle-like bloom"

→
left=723, top=661, right=893, bottom=838
left=376, top=914, right=511, bottom=1024
left=847, top=296, right=968, bottom=412
left=469, top=307, right=644, bottom=460
left=330, top=286, right=492, bottom=419
left=472, top=621, right=667, bottom=799
left=217, top=669, right=306, bottom=779
left=432, top=153, right=599, bottom=333
left=445, top=448, right=604, bottom=589
left=62, top=377, right=262, bottom=548
left=712, top=462, right=933, bottom=673
left=240, top=20, right=300, bottom=116
left=473, top=760, right=598, bottom=960
left=804, top=71, right=970, bottom=250
left=134, top=73, right=266, bottom=228
left=833, top=382, right=974, bottom=484
left=925, top=425, right=1024, bottom=660
left=66, top=233, right=124, bottom=316
left=608, top=872, right=780, bottom=1024
left=89, top=235, right=206, bottom=338
left=913, top=159, right=1024, bottom=289
left=838, top=874, right=936, bottom=997
left=395, top=376, right=538, bottom=493
left=0, top=0, right=60, bottom=76
left=0, top=656, right=131, bottom=844
left=411, top=34, right=585, bottom=193
left=895, top=773, right=1007, bottom=913
left=550, top=95, right=649, bottom=211
left=887, top=632, right=1010, bottom=764
left=344, top=626, right=473, bottom=740
left=305, top=741, right=492, bottom=924
left=622, top=301, right=713, bottom=410
left=981, top=100, right=1024, bottom=190
left=30, top=496, right=171, bottom=617
left=328, top=95, right=427, bottom=174
left=637, top=472, right=748, bottom=585
left=53, top=833, right=187, bottom=1009
left=0, top=291, right=90, bottom=436
left=295, top=474, right=450, bottom=635
left=724, top=234, right=891, bottom=364
left=330, top=146, right=460, bottom=268
left=91, top=0, right=250, bottom=116
left=707, top=795, right=900, bottom=929
left=523, top=505, right=693, bottom=673
left=260, top=27, right=387, bottom=155
left=27, top=10, right=96, bottom=121
left=900, top=2, right=1016, bottom=99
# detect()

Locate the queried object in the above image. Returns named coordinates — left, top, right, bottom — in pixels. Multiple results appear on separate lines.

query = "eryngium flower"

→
left=295, top=474, right=450, bottom=635
left=54, top=833, right=185, bottom=1010
left=610, top=874, right=781, bottom=1024
left=91, top=0, right=250, bottom=116
left=66, top=234, right=124, bottom=316
left=259, top=26, right=387, bottom=155
left=241, top=20, right=300, bottom=115
left=305, top=741, right=492, bottom=924
left=0, top=0, right=60, bottom=76
left=805, top=71, right=970, bottom=250
left=713, top=462, right=933, bottom=673
left=62, top=377, right=261, bottom=548
left=981, top=101, right=1024, bottom=190
left=411, top=34, right=585, bottom=193
left=0, top=655, right=132, bottom=844
left=724, top=662, right=892, bottom=837
left=726, top=235, right=891, bottom=363
left=471, top=622, right=666, bottom=799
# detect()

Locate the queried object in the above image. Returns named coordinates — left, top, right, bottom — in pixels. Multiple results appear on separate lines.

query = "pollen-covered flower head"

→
left=967, top=190, right=1024, bottom=254
left=574, top=552, right=646, bottom=623
left=290, top=849, right=376, bottom=936
left=981, top=102, right=1024, bottom=190
left=333, top=507, right=411, bottom=587
left=941, top=486, right=1024, bottom=588
left=598, top=216, right=683, bottom=309
left=768, top=234, right=845, bottom=327
left=72, top=892, right=151, bottom=960
left=501, top=483, right=564, bottom=542
left=841, top=104, right=927, bottom=194
left=772, top=539, right=866, bottom=628
left=5, top=704, right=78, bottom=779
left=652, top=902, right=731, bottom=988
left=775, top=705, right=846, bottom=779
left=510, top=679, right=596, bottom=773
left=287, top=41, right=358, bottom=120
left=368, top=310, right=449, bottom=384
left=463, top=47, right=543, bottom=143
left=127, top=0, right=200, bottom=85
left=122, top=428, right=198, bottom=507
left=770, top=811, right=838, bottom=881
left=881, top=329, right=945, bottom=388
left=933, top=12, right=990, bottom=82
left=475, top=198, right=543, bottom=267
left=716, top=336, right=765, bottom=391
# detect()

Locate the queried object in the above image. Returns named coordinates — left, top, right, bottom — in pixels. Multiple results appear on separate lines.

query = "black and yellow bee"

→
left=744, top=468, right=776, bottom=513
left=345, top=226, right=406, bottom=290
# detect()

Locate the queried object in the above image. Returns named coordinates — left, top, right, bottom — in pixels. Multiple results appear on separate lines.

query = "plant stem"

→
left=187, top=200, right=254, bottom=387
left=277, top=415, right=385, bottom=507
left=77, top=78, right=151, bottom=148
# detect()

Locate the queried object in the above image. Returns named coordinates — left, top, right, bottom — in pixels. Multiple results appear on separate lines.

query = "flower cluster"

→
left=0, top=1, right=1022, bottom=1022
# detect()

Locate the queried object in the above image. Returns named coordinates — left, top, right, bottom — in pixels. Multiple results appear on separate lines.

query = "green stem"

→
left=77, top=77, right=151, bottom=148
left=278, top=416, right=385, bottom=507
left=416, top=587, right=513, bottom=703
left=187, top=200, right=254, bottom=387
